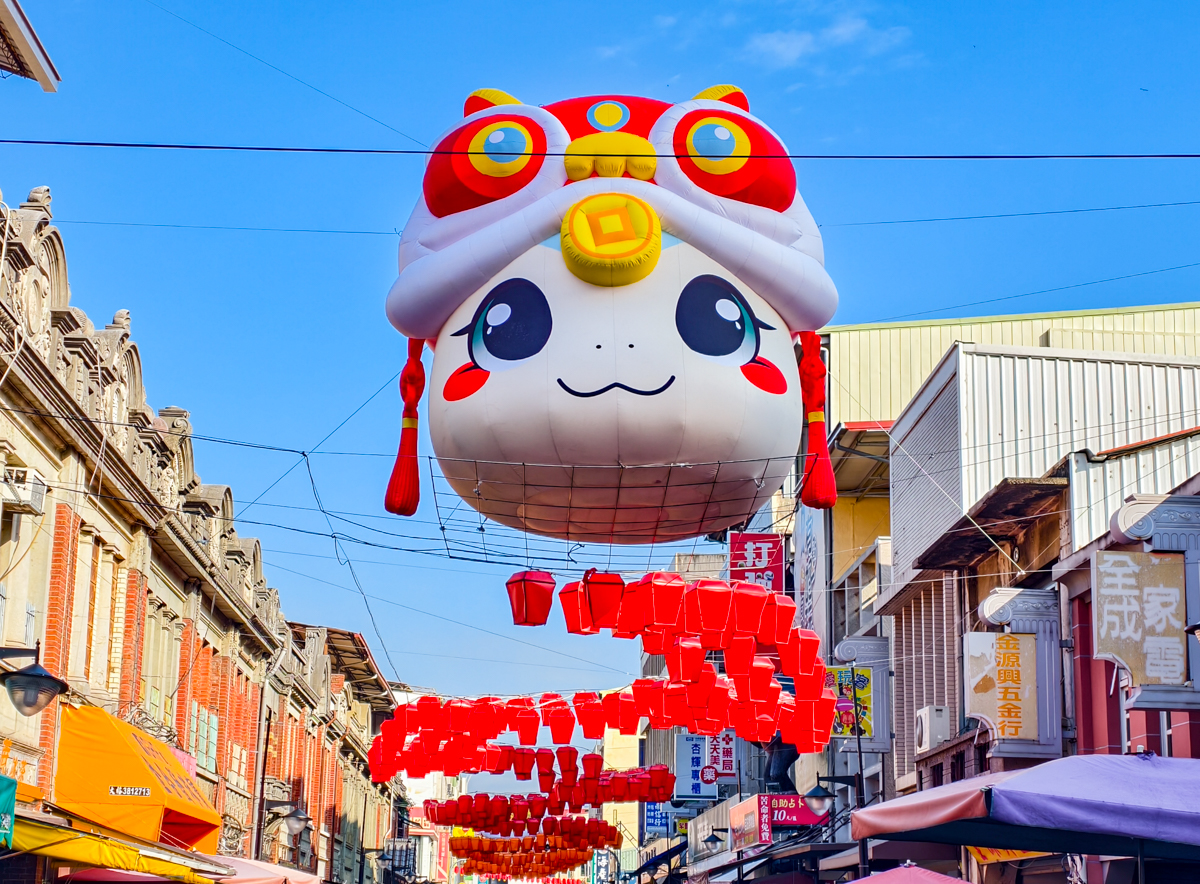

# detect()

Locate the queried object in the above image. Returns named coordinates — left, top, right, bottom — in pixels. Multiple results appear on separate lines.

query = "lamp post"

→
left=702, top=829, right=743, bottom=884
left=0, top=641, right=68, bottom=716
left=804, top=642, right=869, bottom=880
left=262, top=799, right=311, bottom=865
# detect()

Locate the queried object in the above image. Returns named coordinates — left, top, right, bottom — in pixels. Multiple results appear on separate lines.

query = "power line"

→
left=7, top=138, right=1200, bottom=160
left=55, top=219, right=397, bottom=236
left=873, top=259, right=1200, bottom=322
left=139, top=0, right=426, bottom=147
left=823, top=199, right=1200, bottom=227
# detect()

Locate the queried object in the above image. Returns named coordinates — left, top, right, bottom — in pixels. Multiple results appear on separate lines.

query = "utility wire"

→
left=139, top=0, right=426, bottom=147
left=54, top=198, right=1200, bottom=237
left=8, top=138, right=1200, bottom=160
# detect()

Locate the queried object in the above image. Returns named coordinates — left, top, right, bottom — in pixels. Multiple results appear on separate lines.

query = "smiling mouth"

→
left=556, top=376, right=676, bottom=398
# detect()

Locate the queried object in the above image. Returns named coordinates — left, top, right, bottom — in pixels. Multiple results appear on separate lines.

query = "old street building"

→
left=0, top=185, right=399, bottom=880
left=788, top=304, right=1200, bottom=879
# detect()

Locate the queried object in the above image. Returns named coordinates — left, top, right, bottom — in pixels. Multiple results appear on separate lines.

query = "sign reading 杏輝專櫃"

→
left=1091, top=551, right=1188, bottom=686
left=965, top=632, right=1037, bottom=740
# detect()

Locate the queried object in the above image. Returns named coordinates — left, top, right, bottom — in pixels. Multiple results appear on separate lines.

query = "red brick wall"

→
left=38, top=503, right=81, bottom=794
left=117, top=569, right=149, bottom=713
left=1071, top=594, right=1123, bottom=755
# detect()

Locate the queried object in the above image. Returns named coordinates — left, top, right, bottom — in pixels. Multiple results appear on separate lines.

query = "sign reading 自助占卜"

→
left=965, top=632, right=1037, bottom=740
left=1091, top=551, right=1188, bottom=686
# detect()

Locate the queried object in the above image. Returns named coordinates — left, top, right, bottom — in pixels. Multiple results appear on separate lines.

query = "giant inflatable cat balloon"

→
left=384, top=86, right=838, bottom=543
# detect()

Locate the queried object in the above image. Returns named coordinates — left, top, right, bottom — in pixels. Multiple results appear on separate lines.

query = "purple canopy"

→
left=852, top=753, right=1200, bottom=861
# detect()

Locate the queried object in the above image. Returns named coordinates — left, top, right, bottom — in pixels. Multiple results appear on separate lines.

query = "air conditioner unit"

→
left=1, top=468, right=46, bottom=516
left=914, top=705, right=950, bottom=754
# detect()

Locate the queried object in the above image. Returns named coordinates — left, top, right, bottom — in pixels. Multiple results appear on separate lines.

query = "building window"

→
left=190, top=701, right=219, bottom=773
left=975, top=744, right=989, bottom=775
left=930, top=763, right=944, bottom=788
left=228, top=742, right=248, bottom=790
left=950, top=752, right=965, bottom=783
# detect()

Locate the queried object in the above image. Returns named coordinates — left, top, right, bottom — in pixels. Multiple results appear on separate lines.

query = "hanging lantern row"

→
left=471, top=877, right=585, bottom=884
left=449, top=816, right=622, bottom=855
left=457, top=848, right=595, bottom=879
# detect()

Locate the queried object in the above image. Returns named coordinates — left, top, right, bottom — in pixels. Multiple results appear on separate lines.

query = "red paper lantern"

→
left=771, top=595, right=797, bottom=645
left=506, top=571, right=556, bottom=626
left=663, top=682, right=689, bottom=724
left=617, top=691, right=639, bottom=735
left=641, top=629, right=668, bottom=655
left=535, top=748, right=556, bottom=774
left=636, top=572, right=686, bottom=629
left=539, top=769, right=558, bottom=793
left=582, top=569, right=625, bottom=629
left=797, top=628, right=821, bottom=676
left=574, top=700, right=606, bottom=740
left=666, top=638, right=704, bottom=683
left=723, top=634, right=756, bottom=676
left=511, top=797, right=529, bottom=821
left=815, top=687, right=837, bottom=744
left=611, top=580, right=643, bottom=639
left=707, top=678, right=733, bottom=723
left=581, top=752, right=603, bottom=780
left=513, top=748, right=536, bottom=780
left=556, top=746, right=579, bottom=775
left=559, top=582, right=599, bottom=635
left=685, top=665, right=717, bottom=710
left=730, top=582, right=769, bottom=635
left=547, top=707, right=576, bottom=745
left=793, top=658, right=826, bottom=702
left=515, top=708, right=542, bottom=745
left=692, top=579, right=733, bottom=632
left=529, top=794, right=547, bottom=818
left=746, top=656, right=775, bottom=703
left=601, top=691, right=622, bottom=733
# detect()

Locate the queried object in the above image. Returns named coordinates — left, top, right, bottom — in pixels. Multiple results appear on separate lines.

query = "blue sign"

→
left=645, top=802, right=669, bottom=836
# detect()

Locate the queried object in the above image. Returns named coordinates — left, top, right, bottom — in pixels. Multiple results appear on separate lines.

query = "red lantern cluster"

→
left=450, top=816, right=621, bottom=878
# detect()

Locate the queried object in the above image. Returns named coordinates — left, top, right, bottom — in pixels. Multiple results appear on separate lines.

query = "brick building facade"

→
left=0, top=185, right=398, bottom=880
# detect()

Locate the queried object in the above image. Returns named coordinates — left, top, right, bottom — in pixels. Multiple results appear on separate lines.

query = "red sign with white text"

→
left=729, top=533, right=785, bottom=594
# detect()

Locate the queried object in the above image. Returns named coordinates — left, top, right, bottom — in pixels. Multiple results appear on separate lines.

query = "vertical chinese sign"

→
left=825, top=666, right=873, bottom=739
left=1091, top=551, right=1188, bottom=686
left=708, top=729, right=737, bottom=779
left=965, top=632, right=1037, bottom=739
left=673, top=733, right=717, bottom=800
left=729, top=533, right=785, bottom=594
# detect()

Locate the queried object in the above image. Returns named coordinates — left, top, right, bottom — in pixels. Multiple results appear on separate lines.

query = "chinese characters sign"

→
left=965, top=632, right=1037, bottom=739
left=673, top=733, right=717, bottom=800
left=730, top=794, right=825, bottom=851
left=825, top=666, right=873, bottom=739
left=645, top=802, right=670, bottom=836
left=1092, top=551, right=1188, bottom=686
left=729, top=533, right=785, bottom=594
left=708, top=729, right=737, bottom=779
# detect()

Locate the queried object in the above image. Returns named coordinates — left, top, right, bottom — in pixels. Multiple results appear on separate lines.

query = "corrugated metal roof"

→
left=824, top=301, right=1200, bottom=428
left=1069, top=428, right=1200, bottom=551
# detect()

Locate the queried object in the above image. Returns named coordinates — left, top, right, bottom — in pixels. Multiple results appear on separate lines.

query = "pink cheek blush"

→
left=741, top=356, right=788, bottom=395
left=443, top=363, right=490, bottom=401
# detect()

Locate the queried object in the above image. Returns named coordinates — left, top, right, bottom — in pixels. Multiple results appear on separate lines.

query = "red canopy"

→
left=851, top=771, right=1011, bottom=840
left=864, top=866, right=963, bottom=882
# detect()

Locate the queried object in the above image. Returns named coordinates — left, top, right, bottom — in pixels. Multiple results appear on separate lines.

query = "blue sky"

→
left=4, top=1, right=1200, bottom=696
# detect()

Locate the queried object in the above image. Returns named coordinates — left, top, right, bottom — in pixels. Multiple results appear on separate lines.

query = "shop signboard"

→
left=759, top=794, right=825, bottom=827
left=729, top=532, right=785, bottom=595
left=1091, top=551, right=1188, bottom=686
left=0, top=774, right=13, bottom=848
left=645, top=802, right=669, bottom=837
left=708, top=729, right=737, bottom=779
left=825, top=666, right=872, bottom=739
left=729, top=796, right=770, bottom=851
left=965, top=632, right=1038, bottom=739
left=673, top=733, right=717, bottom=800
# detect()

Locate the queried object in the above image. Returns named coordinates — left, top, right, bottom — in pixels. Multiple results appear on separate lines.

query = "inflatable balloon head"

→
left=385, top=86, right=838, bottom=543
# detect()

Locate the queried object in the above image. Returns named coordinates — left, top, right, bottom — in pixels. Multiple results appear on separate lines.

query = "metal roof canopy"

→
left=290, top=622, right=396, bottom=712
left=914, top=477, right=1067, bottom=571
left=0, top=0, right=59, bottom=91
left=829, top=421, right=891, bottom=497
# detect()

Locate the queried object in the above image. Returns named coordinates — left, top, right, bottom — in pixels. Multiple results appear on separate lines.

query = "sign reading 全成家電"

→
left=1091, top=551, right=1188, bottom=686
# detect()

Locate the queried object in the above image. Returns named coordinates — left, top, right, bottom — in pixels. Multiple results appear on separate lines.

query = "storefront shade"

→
left=55, top=706, right=221, bottom=853
left=851, top=754, right=1200, bottom=861
left=0, top=773, right=15, bottom=847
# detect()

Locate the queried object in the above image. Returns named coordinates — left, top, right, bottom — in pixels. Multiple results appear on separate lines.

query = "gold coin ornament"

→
left=560, top=193, right=662, bottom=287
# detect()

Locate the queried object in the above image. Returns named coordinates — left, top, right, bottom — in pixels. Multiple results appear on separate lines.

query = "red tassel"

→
left=384, top=337, right=426, bottom=515
left=798, top=331, right=837, bottom=509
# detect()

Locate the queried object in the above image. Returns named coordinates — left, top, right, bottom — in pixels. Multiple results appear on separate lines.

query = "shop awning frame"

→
left=851, top=754, right=1200, bottom=862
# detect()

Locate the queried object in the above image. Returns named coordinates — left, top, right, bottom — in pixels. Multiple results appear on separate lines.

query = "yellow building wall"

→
left=825, top=301, right=1200, bottom=427
left=600, top=727, right=640, bottom=848
left=831, top=496, right=891, bottom=583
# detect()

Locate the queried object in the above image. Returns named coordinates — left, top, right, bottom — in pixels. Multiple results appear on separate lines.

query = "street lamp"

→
left=264, top=800, right=312, bottom=839
left=801, top=783, right=835, bottom=818
left=0, top=641, right=68, bottom=716
left=1186, top=622, right=1200, bottom=637
left=833, top=642, right=870, bottom=880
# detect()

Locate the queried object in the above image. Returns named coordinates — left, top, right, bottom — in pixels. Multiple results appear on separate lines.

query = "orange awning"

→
left=54, top=705, right=221, bottom=853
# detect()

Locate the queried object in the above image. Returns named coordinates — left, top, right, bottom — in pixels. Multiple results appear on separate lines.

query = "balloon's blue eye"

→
left=691, top=123, right=737, bottom=159
left=675, top=276, right=771, bottom=366
left=454, top=278, right=552, bottom=372
left=483, top=127, right=528, bottom=164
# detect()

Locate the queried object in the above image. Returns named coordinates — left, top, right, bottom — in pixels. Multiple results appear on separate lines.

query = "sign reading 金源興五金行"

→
left=729, top=533, right=784, bottom=594
left=674, top=733, right=717, bottom=800
left=1091, top=551, right=1189, bottom=686
left=825, top=666, right=872, bottom=739
left=965, top=632, right=1037, bottom=740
